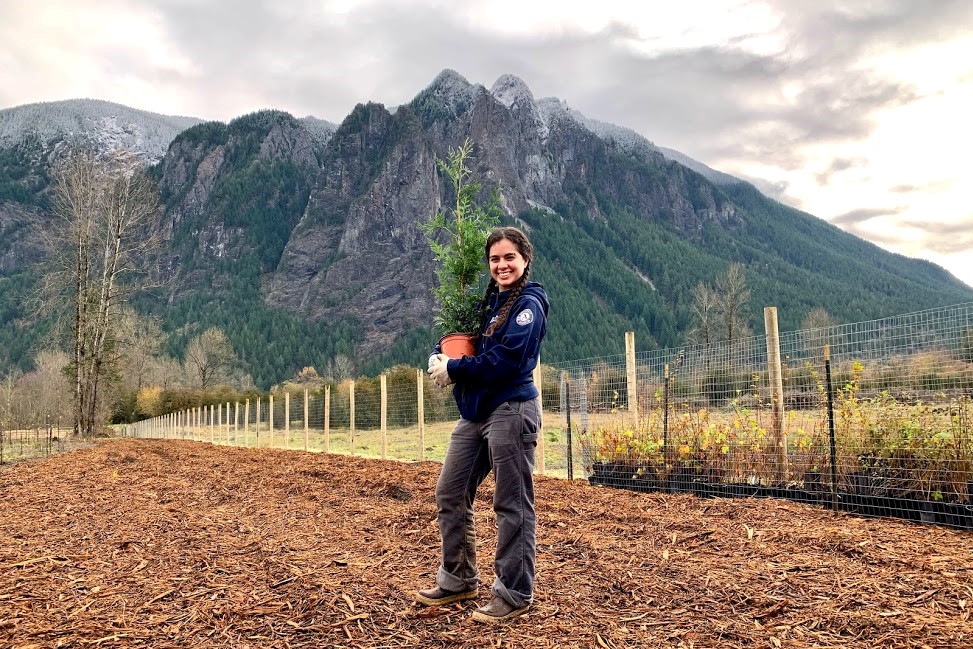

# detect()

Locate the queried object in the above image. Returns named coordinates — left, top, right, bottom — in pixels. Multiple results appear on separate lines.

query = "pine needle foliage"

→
left=422, top=139, right=500, bottom=335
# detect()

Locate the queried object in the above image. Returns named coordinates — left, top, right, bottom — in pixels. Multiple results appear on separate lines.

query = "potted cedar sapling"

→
left=422, top=138, right=501, bottom=358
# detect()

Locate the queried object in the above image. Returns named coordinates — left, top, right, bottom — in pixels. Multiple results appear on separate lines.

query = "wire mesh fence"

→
left=546, top=303, right=973, bottom=529
left=0, top=417, right=91, bottom=465
left=114, top=301, right=973, bottom=528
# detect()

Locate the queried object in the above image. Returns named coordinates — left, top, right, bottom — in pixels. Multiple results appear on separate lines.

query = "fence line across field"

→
left=8, top=301, right=973, bottom=527
left=126, top=302, right=973, bottom=495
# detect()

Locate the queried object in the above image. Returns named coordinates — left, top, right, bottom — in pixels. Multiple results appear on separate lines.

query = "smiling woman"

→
left=488, top=238, right=526, bottom=290
left=421, top=224, right=550, bottom=623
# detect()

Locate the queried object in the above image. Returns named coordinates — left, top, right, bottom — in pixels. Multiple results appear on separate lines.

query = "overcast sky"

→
left=3, top=0, right=972, bottom=288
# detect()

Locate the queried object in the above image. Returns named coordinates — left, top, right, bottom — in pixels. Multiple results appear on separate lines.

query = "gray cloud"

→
left=5, top=0, right=970, bottom=143
left=889, top=179, right=955, bottom=194
left=81, top=0, right=962, bottom=192
left=831, top=206, right=904, bottom=227
left=815, top=157, right=867, bottom=186
left=830, top=210, right=973, bottom=258
left=732, top=173, right=792, bottom=203
left=901, top=218, right=973, bottom=255
left=890, top=184, right=918, bottom=194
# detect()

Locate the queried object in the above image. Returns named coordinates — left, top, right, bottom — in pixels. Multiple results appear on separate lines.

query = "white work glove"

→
left=427, top=353, right=454, bottom=388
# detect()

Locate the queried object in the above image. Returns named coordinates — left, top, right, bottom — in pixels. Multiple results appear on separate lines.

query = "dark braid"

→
left=480, top=226, right=534, bottom=338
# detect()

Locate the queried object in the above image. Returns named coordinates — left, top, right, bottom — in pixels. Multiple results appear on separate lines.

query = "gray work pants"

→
left=434, top=398, right=540, bottom=609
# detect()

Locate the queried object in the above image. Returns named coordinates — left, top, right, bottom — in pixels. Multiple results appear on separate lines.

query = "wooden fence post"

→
left=304, top=389, right=309, bottom=452
left=269, top=394, right=275, bottom=449
left=256, top=397, right=261, bottom=447
left=381, top=374, right=388, bottom=460
left=285, top=392, right=291, bottom=450
left=626, top=331, right=638, bottom=422
left=417, top=369, right=425, bottom=462
left=324, top=385, right=331, bottom=453
left=209, top=405, right=214, bottom=444
left=764, top=306, right=787, bottom=483
left=349, top=380, right=356, bottom=456
left=533, top=360, right=545, bottom=476
left=245, top=399, right=250, bottom=447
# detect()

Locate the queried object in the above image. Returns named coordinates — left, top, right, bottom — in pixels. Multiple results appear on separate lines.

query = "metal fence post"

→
left=825, top=344, right=838, bottom=511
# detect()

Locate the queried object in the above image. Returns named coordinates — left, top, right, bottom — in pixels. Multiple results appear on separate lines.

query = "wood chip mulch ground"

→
left=1, top=438, right=971, bottom=648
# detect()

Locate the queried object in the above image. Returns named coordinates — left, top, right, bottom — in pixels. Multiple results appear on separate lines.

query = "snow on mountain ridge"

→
left=658, top=146, right=742, bottom=186
left=490, top=74, right=535, bottom=110
left=298, top=116, right=338, bottom=148
left=532, top=93, right=742, bottom=184
left=535, top=96, right=660, bottom=158
left=0, top=98, right=202, bottom=164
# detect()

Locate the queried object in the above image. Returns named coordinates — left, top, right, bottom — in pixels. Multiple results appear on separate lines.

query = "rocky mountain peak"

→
left=490, top=74, right=548, bottom=140
left=409, top=69, right=486, bottom=124
left=423, top=69, right=476, bottom=102
left=490, top=74, right=535, bottom=109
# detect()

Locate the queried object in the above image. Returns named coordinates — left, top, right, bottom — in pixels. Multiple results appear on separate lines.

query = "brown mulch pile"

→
left=1, top=439, right=971, bottom=648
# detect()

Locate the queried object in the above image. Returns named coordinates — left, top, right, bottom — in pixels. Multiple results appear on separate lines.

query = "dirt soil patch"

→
left=1, top=439, right=971, bottom=648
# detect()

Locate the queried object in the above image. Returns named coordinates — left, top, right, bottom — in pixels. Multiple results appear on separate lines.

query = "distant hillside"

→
left=1, top=72, right=971, bottom=387
left=0, top=98, right=203, bottom=165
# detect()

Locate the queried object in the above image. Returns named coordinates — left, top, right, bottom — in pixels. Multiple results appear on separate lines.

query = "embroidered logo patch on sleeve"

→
left=515, top=309, right=534, bottom=326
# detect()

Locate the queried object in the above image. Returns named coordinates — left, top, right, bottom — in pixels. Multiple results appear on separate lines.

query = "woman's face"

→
left=488, top=238, right=527, bottom=290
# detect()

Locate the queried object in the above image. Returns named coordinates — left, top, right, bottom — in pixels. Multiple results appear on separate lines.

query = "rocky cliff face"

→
left=152, top=69, right=741, bottom=359
left=0, top=202, right=45, bottom=273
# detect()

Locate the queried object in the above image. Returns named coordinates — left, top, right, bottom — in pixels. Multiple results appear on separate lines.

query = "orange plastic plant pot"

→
left=439, top=333, right=475, bottom=359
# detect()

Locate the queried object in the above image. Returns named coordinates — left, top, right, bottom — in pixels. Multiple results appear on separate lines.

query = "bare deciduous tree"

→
left=715, top=263, right=752, bottom=345
left=29, top=349, right=73, bottom=425
left=147, top=356, right=184, bottom=391
left=183, top=327, right=237, bottom=388
left=688, top=263, right=752, bottom=346
left=801, top=307, right=836, bottom=331
left=114, top=308, right=164, bottom=391
left=800, top=307, right=838, bottom=353
left=326, top=354, right=354, bottom=382
left=0, top=370, right=22, bottom=429
left=687, top=282, right=720, bottom=346
left=46, top=149, right=161, bottom=437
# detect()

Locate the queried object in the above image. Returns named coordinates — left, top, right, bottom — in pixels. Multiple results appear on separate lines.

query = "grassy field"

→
left=145, top=413, right=586, bottom=480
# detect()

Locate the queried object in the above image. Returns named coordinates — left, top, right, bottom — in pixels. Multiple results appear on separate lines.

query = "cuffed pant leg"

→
left=435, top=418, right=491, bottom=592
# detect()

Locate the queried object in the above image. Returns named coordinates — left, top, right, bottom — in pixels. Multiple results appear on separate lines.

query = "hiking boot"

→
left=415, top=586, right=478, bottom=606
left=471, top=596, right=529, bottom=623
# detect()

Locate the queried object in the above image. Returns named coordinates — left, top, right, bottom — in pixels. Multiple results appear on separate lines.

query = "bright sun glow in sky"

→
left=2, top=0, right=972, bottom=289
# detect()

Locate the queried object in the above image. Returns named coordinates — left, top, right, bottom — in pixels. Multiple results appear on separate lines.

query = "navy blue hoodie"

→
left=441, top=282, right=549, bottom=422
